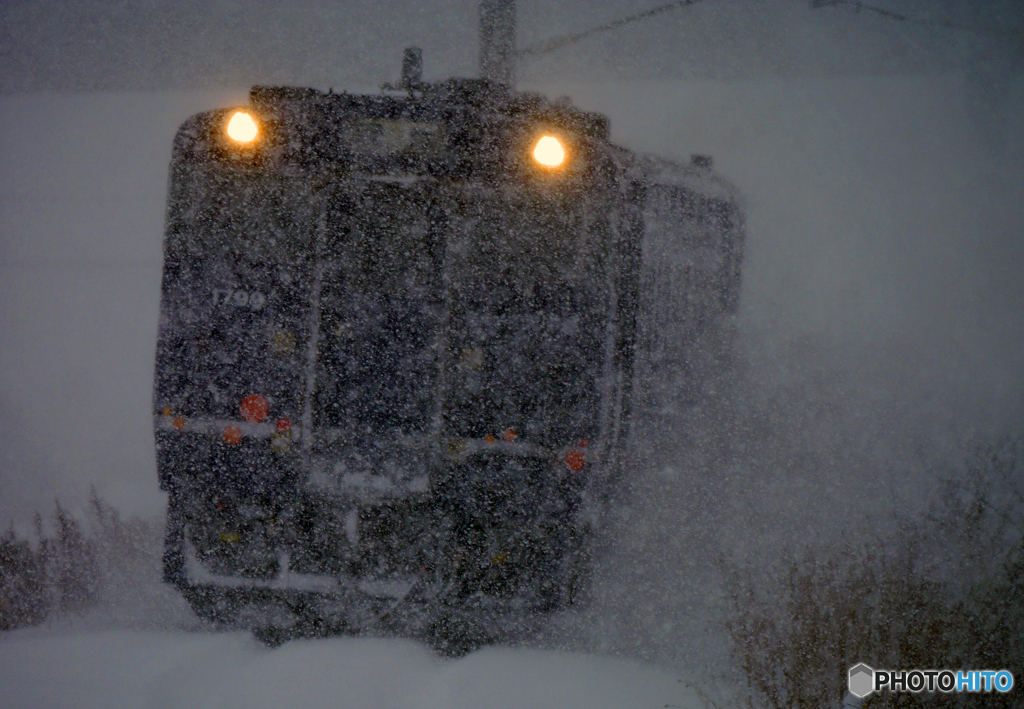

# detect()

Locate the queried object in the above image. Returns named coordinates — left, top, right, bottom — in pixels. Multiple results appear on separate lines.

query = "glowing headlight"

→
left=226, top=111, right=258, bottom=143
left=532, top=135, right=565, bottom=168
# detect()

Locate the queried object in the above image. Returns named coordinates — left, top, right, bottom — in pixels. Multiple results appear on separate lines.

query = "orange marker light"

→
left=172, top=416, right=186, bottom=431
left=162, top=405, right=172, bottom=416
left=503, top=429, right=517, bottom=443
left=240, top=395, right=269, bottom=423
left=484, top=434, right=496, bottom=444
left=223, top=425, right=243, bottom=445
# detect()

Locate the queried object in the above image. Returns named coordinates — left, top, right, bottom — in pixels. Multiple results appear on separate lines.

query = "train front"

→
left=153, top=83, right=634, bottom=637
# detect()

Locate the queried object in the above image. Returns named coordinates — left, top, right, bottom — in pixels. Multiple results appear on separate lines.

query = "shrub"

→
left=0, top=490, right=163, bottom=632
left=0, top=525, right=49, bottom=630
left=721, top=438, right=1023, bottom=709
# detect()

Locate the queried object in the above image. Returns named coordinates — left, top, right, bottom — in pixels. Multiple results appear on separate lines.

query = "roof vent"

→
left=691, top=154, right=713, bottom=169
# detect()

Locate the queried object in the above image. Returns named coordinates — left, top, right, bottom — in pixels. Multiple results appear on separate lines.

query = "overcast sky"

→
left=1, top=0, right=1022, bottom=93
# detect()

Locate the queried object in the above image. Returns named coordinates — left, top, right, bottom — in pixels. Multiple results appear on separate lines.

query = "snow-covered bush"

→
left=0, top=490, right=164, bottom=631
left=0, top=525, right=48, bottom=630
left=721, top=438, right=1023, bottom=709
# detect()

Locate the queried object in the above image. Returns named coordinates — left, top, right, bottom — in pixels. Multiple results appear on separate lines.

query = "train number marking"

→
left=212, top=288, right=266, bottom=310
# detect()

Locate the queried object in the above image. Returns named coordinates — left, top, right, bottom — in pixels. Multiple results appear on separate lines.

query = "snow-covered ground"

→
left=0, top=627, right=703, bottom=709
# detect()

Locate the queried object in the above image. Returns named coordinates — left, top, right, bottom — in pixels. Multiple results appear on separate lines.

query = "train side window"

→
left=708, top=198, right=733, bottom=235
left=646, top=185, right=717, bottom=249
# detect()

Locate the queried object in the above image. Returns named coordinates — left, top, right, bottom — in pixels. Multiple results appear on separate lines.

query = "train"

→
left=153, top=23, right=744, bottom=649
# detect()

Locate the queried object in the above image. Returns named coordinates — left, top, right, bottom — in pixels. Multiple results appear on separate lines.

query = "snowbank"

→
left=0, top=629, right=701, bottom=709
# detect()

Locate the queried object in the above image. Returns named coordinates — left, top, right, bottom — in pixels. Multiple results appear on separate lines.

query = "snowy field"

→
left=0, top=628, right=702, bottom=709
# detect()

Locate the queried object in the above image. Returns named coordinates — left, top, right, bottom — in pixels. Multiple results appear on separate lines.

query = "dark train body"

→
left=154, top=76, right=744, bottom=643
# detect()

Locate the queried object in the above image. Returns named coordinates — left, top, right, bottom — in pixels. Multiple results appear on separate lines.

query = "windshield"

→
left=441, top=188, right=612, bottom=446
left=160, top=171, right=614, bottom=449
left=156, top=169, right=317, bottom=421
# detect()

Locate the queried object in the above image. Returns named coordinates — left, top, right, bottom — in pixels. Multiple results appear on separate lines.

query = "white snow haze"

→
left=1, top=0, right=1022, bottom=706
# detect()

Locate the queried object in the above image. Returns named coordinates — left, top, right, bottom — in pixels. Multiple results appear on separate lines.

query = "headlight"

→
left=532, top=135, right=565, bottom=168
left=226, top=111, right=259, bottom=143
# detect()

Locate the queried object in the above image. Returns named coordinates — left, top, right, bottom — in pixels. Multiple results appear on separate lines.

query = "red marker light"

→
left=240, top=394, right=269, bottom=423
left=565, top=449, right=586, bottom=473
left=275, top=418, right=291, bottom=433
left=223, top=425, right=243, bottom=445
left=503, top=428, right=517, bottom=443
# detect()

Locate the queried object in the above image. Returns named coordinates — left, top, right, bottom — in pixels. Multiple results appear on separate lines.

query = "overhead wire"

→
left=811, top=0, right=1023, bottom=40
left=515, top=0, right=705, bottom=58
left=516, top=0, right=1022, bottom=61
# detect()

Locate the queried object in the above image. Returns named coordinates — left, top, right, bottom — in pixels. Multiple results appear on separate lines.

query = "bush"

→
left=0, top=490, right=163, bottom=632
left=0, top=526, right=48, bottom=630
left=721, top=438, right=1023, bottom=709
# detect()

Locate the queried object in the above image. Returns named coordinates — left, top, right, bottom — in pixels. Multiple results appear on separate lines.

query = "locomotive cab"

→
left=154, top=70, right=743, bottom=643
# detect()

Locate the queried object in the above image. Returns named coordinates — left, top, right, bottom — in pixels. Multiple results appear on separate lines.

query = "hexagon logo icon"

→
left=848, top=663, right=874, bottom=698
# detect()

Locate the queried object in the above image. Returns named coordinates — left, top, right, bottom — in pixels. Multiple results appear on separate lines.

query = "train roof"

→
left=248, top=81, right=741, bottom=203
left=634, top=153, right=745, bottom=207
left=249, top=79, right=611, bottom=144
